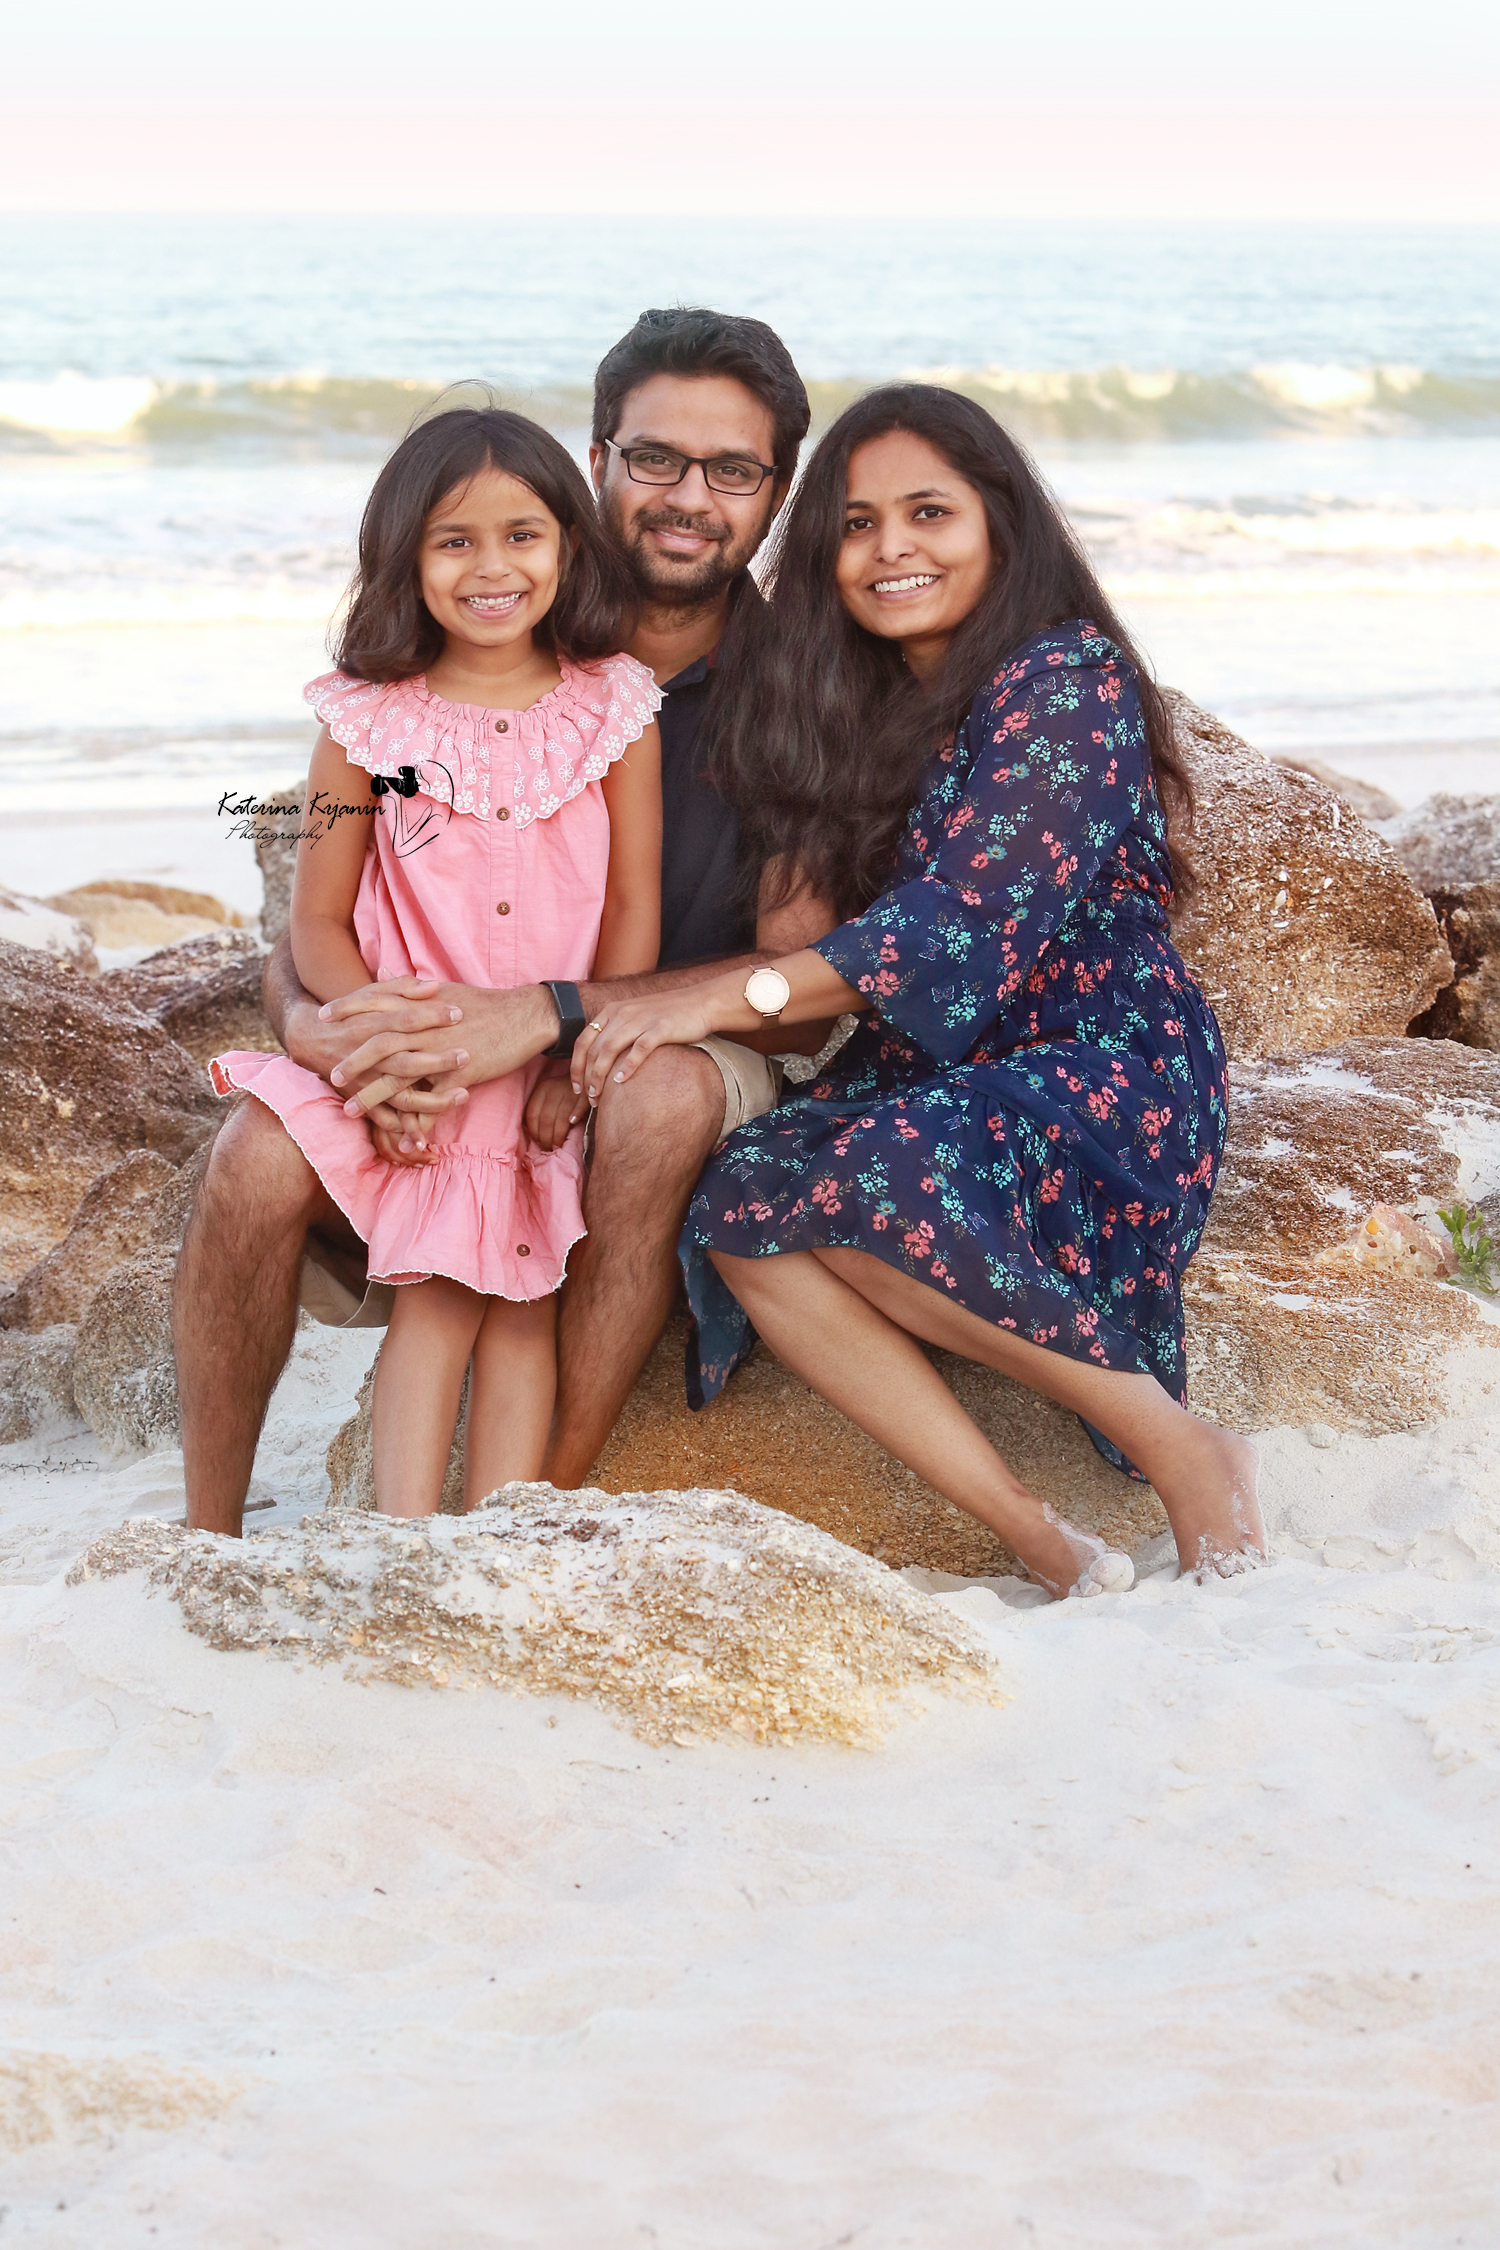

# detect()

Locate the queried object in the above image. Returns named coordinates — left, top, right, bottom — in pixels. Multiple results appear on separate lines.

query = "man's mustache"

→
left=632, top=506, right=730, bottom=543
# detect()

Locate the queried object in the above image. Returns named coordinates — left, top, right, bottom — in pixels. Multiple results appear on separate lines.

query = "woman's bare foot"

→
left=1153, top=1420, right=1266, bottom=1580
left=998, top=1497, right=1135, bottom=1600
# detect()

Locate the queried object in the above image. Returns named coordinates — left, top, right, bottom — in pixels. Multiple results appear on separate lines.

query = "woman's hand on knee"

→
left=570, top=990, right=716, bottom=1104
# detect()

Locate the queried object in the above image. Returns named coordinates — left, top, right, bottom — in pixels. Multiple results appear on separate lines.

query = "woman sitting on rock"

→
left=568, top=384, right=1265, bottom=1596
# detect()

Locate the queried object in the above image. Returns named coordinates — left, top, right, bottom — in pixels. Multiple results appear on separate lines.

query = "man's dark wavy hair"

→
left=336, top=407, right=636, bottom=679
left=708, top=383, right=1196, bottom=923
left=592, top=307, right=811, bottom=489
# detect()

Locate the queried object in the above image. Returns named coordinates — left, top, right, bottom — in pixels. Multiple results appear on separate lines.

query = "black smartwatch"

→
left=542, top=979, right=588, bottom=1059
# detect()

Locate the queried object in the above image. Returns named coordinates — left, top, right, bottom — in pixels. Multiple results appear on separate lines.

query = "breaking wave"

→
left=4, top=364, right=1500, bottom=452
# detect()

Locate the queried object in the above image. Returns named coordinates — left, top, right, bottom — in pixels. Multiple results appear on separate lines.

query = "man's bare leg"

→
left=543, top=1046, right=725, bottom=1488
left=174, top=1098, right=340, bottom=1536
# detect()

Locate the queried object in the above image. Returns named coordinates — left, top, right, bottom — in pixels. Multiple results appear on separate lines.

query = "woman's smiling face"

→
left=835, top=430, right=994, bottom=677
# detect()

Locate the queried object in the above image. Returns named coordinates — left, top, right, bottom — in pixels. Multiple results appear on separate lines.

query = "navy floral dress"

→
left=680, top=620, right=1229, bottom=1476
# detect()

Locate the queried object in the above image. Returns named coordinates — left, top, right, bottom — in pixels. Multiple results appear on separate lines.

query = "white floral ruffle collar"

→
left=304, top=653, right=661, bottom=829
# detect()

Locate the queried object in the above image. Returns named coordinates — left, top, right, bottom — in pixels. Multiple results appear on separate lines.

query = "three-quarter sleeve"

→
left=812, top=643, right=1149, bottom=1065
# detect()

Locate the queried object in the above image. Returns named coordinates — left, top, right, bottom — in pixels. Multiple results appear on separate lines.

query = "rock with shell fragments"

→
left=67, top=1490, right=1005, bottom=1748
left=1377, top=794, right=1500, bottom=1053
left=0, top=1137, right=218, bottom=1334
left=1378, top=792, right=1500, bottom=896
left=1166, top=691, right=1452, bottom=1058
left=0, top=886, right=98, bottom=971
left=1271, top=752, right=1401, bottom=824
left=45, top=878, right=249, bottom=955
left=0, top=938, right=221, bottom=1281
left=98, top=930, right=277, bottom=1067
left=1408, top=886, right=1500, bottom=1052
left=71, top=1246, right=181, bottom=1456
left=251, top=779, right=307, bottom=948
left=0, top=1325, right=81, bottom=1444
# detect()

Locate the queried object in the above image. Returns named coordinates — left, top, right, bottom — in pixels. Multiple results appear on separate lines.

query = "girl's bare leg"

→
left=464, top=1294, right=557, bottom=1507
left=711, top=1247, right=1264, bottom=1591
left=373, top=1277, right=486, bottom=1518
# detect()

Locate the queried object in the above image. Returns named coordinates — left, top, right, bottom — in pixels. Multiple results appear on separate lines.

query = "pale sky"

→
left=4, top=0, right=1497, bottom=219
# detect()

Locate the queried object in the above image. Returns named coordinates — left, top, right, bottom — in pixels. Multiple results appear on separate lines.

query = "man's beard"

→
left=609, top=496, right=766, bottom=608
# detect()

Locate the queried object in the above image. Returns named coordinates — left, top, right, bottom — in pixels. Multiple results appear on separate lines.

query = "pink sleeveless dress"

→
left=211, top=653, right=662, bottom=1299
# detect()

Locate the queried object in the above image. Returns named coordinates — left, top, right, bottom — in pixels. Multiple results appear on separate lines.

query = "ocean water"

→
left=2, top=215, right=1497, bottom=852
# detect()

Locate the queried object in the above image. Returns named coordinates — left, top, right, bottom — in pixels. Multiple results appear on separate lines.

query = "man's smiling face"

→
left=592, top=372, right=783, bottom=607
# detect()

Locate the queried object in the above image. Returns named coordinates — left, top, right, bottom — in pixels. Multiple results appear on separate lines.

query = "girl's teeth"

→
left=874, top=575, right=937, bottom=593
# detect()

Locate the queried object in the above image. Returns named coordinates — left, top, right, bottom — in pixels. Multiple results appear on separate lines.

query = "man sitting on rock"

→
left=175, top=306, right=832, bottom=1534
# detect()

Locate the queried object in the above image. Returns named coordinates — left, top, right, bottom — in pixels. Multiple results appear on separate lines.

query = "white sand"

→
left=2, top=1315, right=1499, bottom=2243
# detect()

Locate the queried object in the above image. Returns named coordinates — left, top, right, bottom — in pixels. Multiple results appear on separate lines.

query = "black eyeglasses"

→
left=604, top=438, right=777, bottom=496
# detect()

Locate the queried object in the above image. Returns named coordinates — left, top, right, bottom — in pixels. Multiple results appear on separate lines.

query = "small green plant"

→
left=1436, top=1202, right=1499, bottom=1293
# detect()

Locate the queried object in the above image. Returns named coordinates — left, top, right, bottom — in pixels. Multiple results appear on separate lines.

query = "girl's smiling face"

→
left=418, top=467, right=565, bottom=652
left=835, top=431, right=994, bottom=679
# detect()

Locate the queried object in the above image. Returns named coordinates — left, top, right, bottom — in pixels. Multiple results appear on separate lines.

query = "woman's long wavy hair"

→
left=707, top=383, right=1195, bottom=920
left=335, top=406, right=637, bottom=679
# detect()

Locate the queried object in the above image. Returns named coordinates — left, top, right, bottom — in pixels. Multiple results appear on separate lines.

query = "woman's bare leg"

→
left=465, top=1294, right=557, bottom=1507
left=711, top=1246, right=1263, bottom=1587
left=372, top=1277, right=486, bottom=1518
left=710, top=1248, right=1133, bottom=1596
left=810, top=1247, right=1263, bottom=1575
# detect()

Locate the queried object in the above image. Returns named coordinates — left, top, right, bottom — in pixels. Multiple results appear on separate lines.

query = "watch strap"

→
left=542, top=979, right=587, bottom=1059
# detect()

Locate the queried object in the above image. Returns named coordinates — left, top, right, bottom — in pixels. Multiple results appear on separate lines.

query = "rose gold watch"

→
left=744, top=967, right=791, bottom=1025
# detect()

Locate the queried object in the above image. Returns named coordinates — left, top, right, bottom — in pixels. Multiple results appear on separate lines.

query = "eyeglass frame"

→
left=602, top=436, right=779, bottom=497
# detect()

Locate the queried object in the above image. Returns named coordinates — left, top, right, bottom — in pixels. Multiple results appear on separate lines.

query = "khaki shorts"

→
left=297, top=1036, right=781, bottom=1331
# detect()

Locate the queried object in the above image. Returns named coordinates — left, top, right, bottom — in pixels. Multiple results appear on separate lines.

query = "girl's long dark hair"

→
left=708, top=383, right=1195, bottom=920
left=335, top=407, right=636, bottom=679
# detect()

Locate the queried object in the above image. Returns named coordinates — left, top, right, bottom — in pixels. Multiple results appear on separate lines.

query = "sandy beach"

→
left=1, top=1292, right=1497, bottom=2243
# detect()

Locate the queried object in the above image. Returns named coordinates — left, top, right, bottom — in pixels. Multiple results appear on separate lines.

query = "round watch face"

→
left=745, top=968, right=792, bottom=1014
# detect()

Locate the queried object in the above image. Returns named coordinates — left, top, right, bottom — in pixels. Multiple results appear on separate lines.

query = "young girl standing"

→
left=211, top=408, right=662, bottom=1515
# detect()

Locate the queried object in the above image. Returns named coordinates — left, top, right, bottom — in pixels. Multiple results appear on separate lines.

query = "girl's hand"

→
left=569, top=987, right=718, bottom=1104
left=372, top=1118, right=441, bottom=1166
left=524, top=1062, right=586, bottom=1151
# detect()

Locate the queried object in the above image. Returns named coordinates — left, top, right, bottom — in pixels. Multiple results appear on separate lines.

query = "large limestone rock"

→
left=45, top=879, right=248, bottom=955
left=0, top=1326, right=81, bottom=1444
left=1411, top=887, right=1500, bottom=1051
left=1, top=1150, right=185, bottom=1332
left=0, top=940, right=221, bottom=1280
left=0, top=886, right=98, bottom=971
left=1378, top=792, right=1500, bottom=895
left=1202, top=1038, right=1500, bottom=1258
left=69, top=1492, right=1003, bottom=1746
left=1187, top=1037, right=1500, bottom=1435
left=72, top=1247, right=180, bottom=1456
left=1167, top=692, right=1453, bottom=1057
left=1271, top=752, right=1401, bottom=824
left=251, top=778, right=307, bottom=948
left=98, top=930, right=277, bottom=1067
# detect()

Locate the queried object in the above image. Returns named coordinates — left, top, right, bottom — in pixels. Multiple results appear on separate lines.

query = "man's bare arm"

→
left=323, top=876, right=842, bottom=1120
left=262, top=935, right=471, bottom=1121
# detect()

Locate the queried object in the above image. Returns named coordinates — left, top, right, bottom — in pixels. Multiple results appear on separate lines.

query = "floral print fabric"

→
left=680, top=621, right=1229, bottom=1476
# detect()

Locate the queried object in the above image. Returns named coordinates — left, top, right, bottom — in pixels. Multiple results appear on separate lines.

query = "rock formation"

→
left=0, top=939, right=221, bottom=1279
left=99, top=930, right=277, bottom=1066
left=72, top=1246, right=182, bottom=1456
left=1379, top=793, right=1500, bottom=895
left=1, top=1150, right=182, bottom=1331
left=1271, top=752, right=1402, bottom=824
left=0, top=886, right=97, bottom=971
left=68, top=1489, right=1004, bottom=1745
left=253, top=779, right=307, bottom=948
left=0, top=1326, right=81, bottom=1444
left=44, top=879, right=249, bottom=955
left=1167, top=693, right=1453, bottom=1057
left=1379, top=798, right=1500, bottom=1053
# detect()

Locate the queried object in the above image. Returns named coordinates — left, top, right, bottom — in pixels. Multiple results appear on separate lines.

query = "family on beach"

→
left=178, top=306, right=1266, bottom=1597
